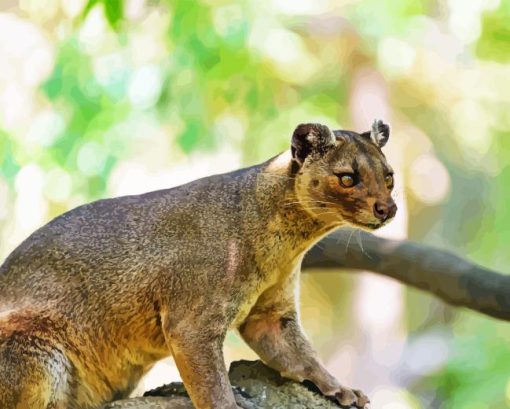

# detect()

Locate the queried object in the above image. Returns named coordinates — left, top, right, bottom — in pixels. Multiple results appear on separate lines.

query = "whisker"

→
left=301, top=208, right=340, bottom=213
left=259, top=174, right=296, bottom=181
left=282, top=199, right=339, bottom=207
left=282, top=202, right=337, bottom=208
left=311, top=211, right=343, bottom=217
left=342, top=229, right=356, bottom=254
left=356, top=230, right=372, bottom=260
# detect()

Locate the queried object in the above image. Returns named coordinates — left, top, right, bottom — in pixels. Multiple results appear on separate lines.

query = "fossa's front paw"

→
left=333, top=386, right=370, bottom=409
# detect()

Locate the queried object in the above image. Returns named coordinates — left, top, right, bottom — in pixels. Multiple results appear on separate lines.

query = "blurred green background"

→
left=1, top=0, right=510, bottom=407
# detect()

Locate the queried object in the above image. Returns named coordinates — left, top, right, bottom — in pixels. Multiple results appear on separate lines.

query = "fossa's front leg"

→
left=162, top=310, right=239, bottom=409
left=239, top=272, right=369, bottom=408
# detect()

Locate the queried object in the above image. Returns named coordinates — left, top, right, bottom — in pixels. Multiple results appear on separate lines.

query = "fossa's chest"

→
left=230, top=251, right=303, bottom=329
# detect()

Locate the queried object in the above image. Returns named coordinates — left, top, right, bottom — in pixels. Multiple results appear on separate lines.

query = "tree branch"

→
left=303, top=229, right=510, bottom=321
left=103, top=360, right=341, bottom=408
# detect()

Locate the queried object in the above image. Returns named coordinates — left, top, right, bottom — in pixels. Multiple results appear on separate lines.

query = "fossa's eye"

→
left=385, top=174, right=394, bottom=189
left=337, top=173, right=357, bottom=188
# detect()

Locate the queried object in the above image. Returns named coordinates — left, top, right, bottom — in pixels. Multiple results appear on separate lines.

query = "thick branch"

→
left=304, top=229, right=510, bottom=321
left=103, top=360, right=340, bottom=408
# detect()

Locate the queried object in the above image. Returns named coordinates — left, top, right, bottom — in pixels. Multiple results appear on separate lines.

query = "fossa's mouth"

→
left=342, top=216, right=385, bottom=231
left=349, top=218, right=391, bottom=230
left=363, top=216, right=395, bottom=230
left=365, top=222, right=382, bottom=230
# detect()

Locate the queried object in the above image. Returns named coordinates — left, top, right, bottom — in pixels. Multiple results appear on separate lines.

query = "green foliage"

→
left=0, top=132, right=20, bottom=185
left=477, top=1, right=510, bottom=62
left=40, top=39, right=130, bottom=197
left=83, top=0, right=124, bottom=29
left=422, top=316, right=510, bottom=408
left=350, top=0, right=429, bottom=40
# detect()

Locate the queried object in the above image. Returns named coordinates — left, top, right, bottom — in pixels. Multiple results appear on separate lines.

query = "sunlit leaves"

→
left=477, top=1, right=510, bottom=62
left=83, top=0, right=124, bottom=30
left=0, top=133, right=20, bottom=185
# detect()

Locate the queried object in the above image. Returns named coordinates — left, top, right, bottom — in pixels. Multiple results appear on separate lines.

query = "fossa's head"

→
left=290, top=120, right=396, bottom=230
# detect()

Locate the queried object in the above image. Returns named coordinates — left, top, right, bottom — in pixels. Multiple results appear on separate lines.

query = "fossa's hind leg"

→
left=0, top=333, right=70, bottom=409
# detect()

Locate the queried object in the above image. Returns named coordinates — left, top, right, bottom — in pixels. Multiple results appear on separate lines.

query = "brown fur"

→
left=0, top=122, right=395, bottom=409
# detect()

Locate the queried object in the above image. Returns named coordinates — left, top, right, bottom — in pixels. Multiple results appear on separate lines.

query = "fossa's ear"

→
left=291, top=123, right=335, bottom=166
left=361, top=119, right=390, bottom=148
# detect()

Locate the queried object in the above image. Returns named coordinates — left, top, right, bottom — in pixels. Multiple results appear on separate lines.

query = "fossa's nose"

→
left=373, top=201, right=397, bottom=221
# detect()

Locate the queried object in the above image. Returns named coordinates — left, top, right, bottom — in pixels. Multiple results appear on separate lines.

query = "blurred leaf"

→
left=0, top=133, right=20, bottom=185
left=422, top=317, right=510, bottom=408
left=477, top=1, right=510, bottom=62
left=82, top=0, right=100, bottom=18
left=351, top=0, right=429, bottom=39
left=82, top=0, right=124, bottom=30
left=104, top=0, right=124, bottom=29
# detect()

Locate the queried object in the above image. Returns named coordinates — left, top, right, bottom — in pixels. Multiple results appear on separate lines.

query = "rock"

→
left=102, top=360, right=341, bottom=409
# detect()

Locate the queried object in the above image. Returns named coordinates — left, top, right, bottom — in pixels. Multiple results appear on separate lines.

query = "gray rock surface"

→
left=102, top=360, right=342, bottom=409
